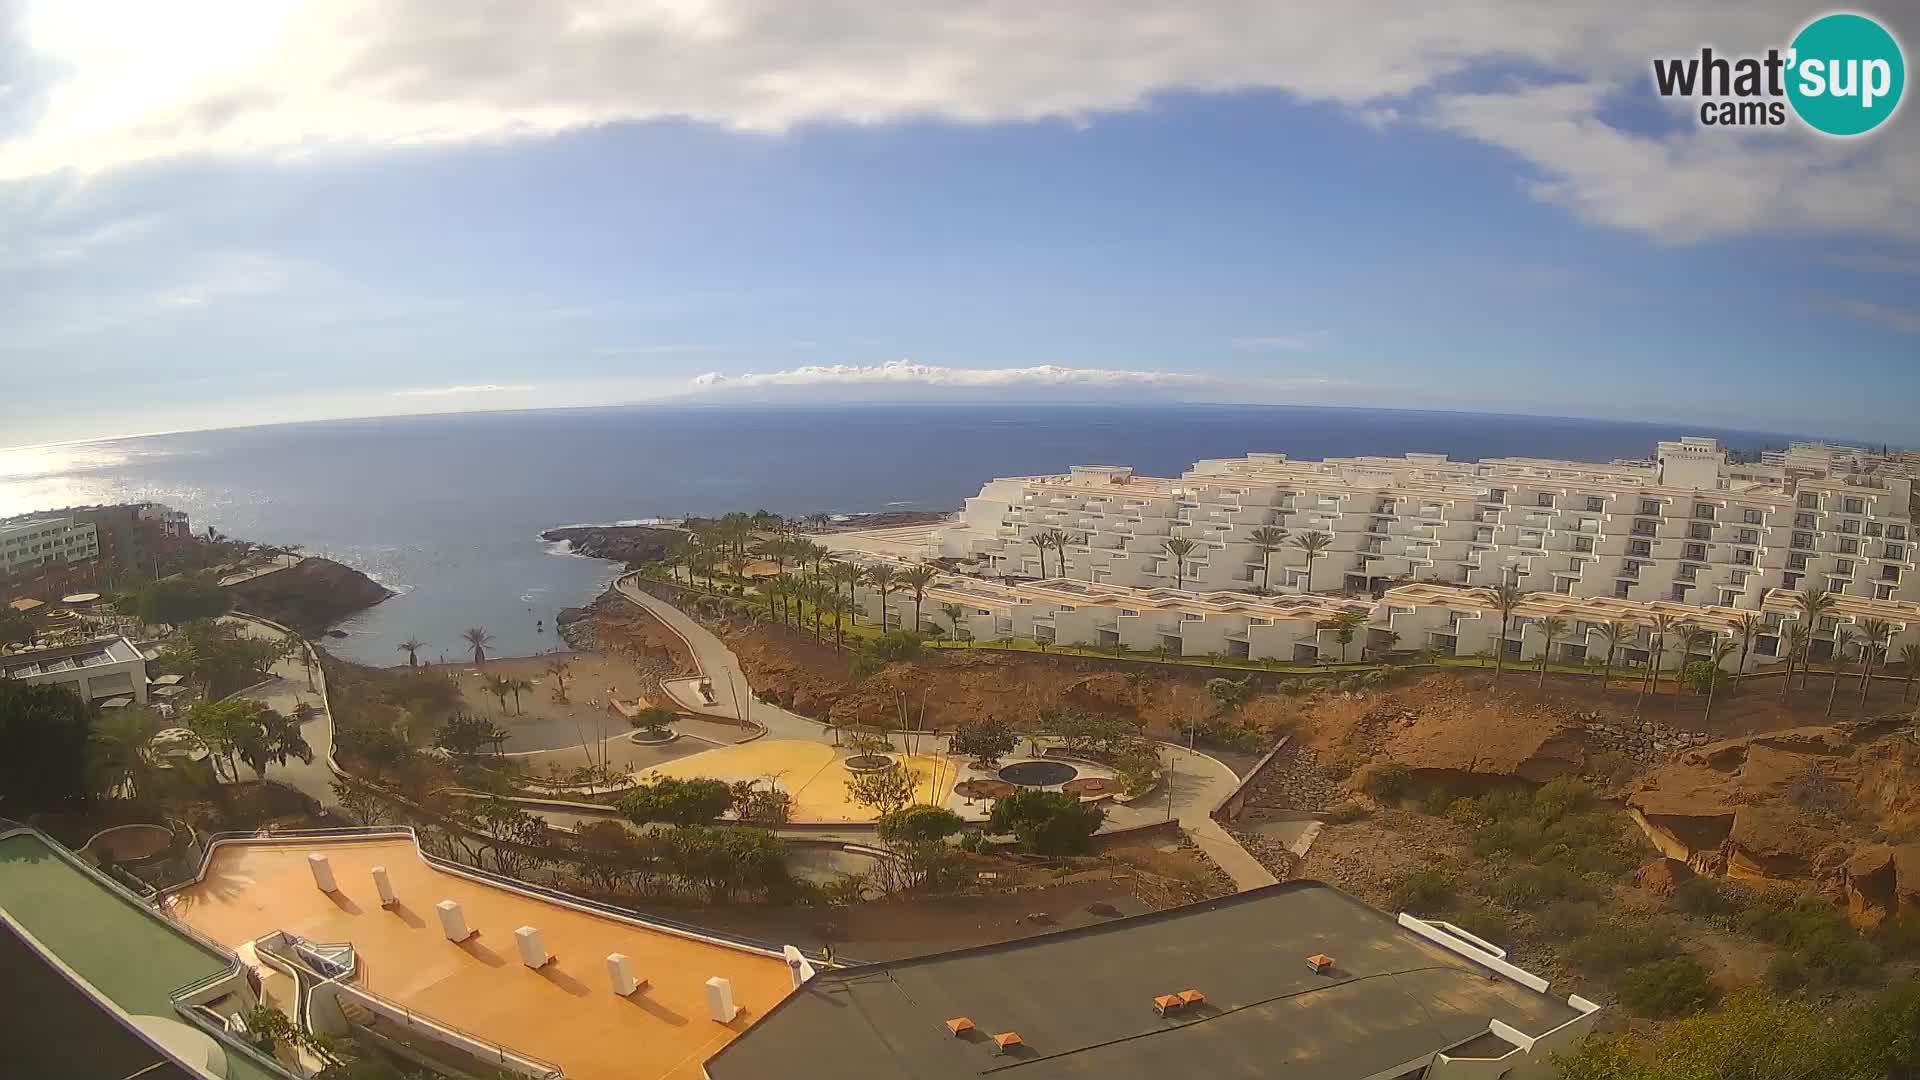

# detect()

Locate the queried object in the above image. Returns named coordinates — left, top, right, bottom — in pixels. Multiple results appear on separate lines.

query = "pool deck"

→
left=0, top=830, right=287, bottom=1080
left=167, top=836, right=795, bottom=1080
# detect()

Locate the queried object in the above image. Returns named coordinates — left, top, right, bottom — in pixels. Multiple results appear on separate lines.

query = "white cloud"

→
left=1, top=1, right=1912, bottom=242
left=1813, top=298, right=1920, bottom=335
left=691, top=360, right=1201, bottom=390
left=390, top=383, right=536, bottom=397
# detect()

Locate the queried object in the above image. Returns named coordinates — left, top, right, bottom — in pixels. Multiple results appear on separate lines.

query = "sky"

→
left=1, top=1, right=1916, bottom=448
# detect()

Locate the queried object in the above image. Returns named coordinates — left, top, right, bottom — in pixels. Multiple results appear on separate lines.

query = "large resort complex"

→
left=845, top=436, right=1920, bottom=671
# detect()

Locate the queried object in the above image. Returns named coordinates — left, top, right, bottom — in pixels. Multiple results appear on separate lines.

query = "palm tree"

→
left=663, top=535, right=692, bottom=584
left=397, top=637, right=426, bottom=669
left=1327, top=609, right=1369, bottom=662
left=1728, top=613, right=1761, bottom=695
left=1790, top=586, right=1835, bottom=689
left=88, top=707, right=159, bottom=800
left=1855, top=618, right=1893, bottom=713
left=1027, top=534, right=1051, bottom=578
left=544, top=658, right=571, bottom=703
left=1781, top=623, right=1811, bottom=701
left=462, top=627, right=493, bottom=666
left=1676, top=623, right=1710, bottom=686
left=1537, top=615, right=1569, bottom=688
left=1039, top=529, right=1075, bottom=580
left=865, top=565, right=897, bottom=632
left=900, top=565, right=938, bottom=635
left=1636, top=614, right=1680, bottom=716
left=1247, top=526, right=1289, bottom=592
left=1596, top=619, right=1632, bottom=691
left=1483, top=583, right=1528, bottom=686
left=827, top=591, right=851, bottom=648
left=1701, top=638, right=1737, bottom=725
left=808, top=579, right=829, bottom=643
left=484, top=674, right=513, bottom=713
left=1901, top=642, right=1920, bottom=702
left=828, top=563, right=863, bottom=629
left=1825, top=627, right=1857, bottom=720
left=507, top=677, right=533, bottom=715
left=1161, top=537, right=1197, bottom=591
left=941, top=602, right=967, bottom=645
left=1289, top=531, right=1334, bottom=592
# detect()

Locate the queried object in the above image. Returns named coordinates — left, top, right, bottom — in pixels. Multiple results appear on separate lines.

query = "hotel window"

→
left=1721, top=590, right=1739, bottom=606
left=1888, top=542, right=1907, bottom=561
left=1694, top=502, right=1716, bottom=519
left=1839, top=538, right=1859, bottom=554
left=1743, top=508, right=1764, bottom=525
left=1632, top=519, right=1658, bottom=537
left=1799, top=493, right=1820, bottom=509
left=1789, top=553, right=1809, bottom=570
left=1628, top=540, right=1652, bottom=557
left=1537, top=493, right=1554, bottom=507
left=1878, top=584, right=1897, bottom=600
left=1835, top=559, right=1854, bottom=576
left=1735, top=549, right=1755, bottom=565
left=1844, top=497, right=1865, bottom=514
left=1731, top=569, right=1749, bottom=585
left=1882, top=566, right=1901, bottom=582
left=1828, top=577, right=1849, bottom=592
left=1639, top=499, right=1661, bottom=515
left=1795, top=512, right=1817, bottom=529
left=1683, top=543, right=1707, bottom=561
left=1735, top=528, right=1759, bottom=545
left=1689, top=522, right=1711, bottom=540
left=1615, top=581, right=1632, bottom=598
left=1818, top=616, right=1839, bottom=632
left=1488, top=488, right=1507, bottom=503
left=1840, top=518, right=1861, bottom=534
left=1784, top=572, right=1802, bottom=589
left=1573, top=537, right=1594, bottom=553
left=1585, top=496, right=1605, bottom=512
left=1792, top=531, right=1815, bottom=549
left=1890, top=525, right=1908, bottom=541
left=1866, top=521, right=1883, bottom=537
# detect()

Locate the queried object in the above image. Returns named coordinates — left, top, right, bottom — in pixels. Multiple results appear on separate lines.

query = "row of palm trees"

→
left=1023, top=524, right=1334, bottom=592
left=1477, top=582, right=1914, bottom=723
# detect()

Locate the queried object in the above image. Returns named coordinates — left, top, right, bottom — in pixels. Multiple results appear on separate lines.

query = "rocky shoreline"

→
left=227, top=556, right=393, bottom=631
left=542, top=510, right=952, bottom=568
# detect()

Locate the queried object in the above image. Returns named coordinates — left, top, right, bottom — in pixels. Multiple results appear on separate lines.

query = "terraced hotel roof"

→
left=167, top=835, right=795, bottom=1080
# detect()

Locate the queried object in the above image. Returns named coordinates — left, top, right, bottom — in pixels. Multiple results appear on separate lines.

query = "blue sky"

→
left=2, top=1, right=1916, bottom=447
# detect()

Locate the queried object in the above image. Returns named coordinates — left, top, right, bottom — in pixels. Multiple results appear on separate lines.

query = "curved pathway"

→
left=611, top=574, right=1275, bottom=890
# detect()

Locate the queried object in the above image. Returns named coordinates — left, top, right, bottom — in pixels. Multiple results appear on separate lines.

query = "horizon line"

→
left=0, top=398, right=1866, bottom=457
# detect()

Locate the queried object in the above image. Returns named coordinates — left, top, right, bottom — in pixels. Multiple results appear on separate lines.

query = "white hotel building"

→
left=0, top=514, right=100, bottom=577
left=849, top=437, right=1920, bottom=669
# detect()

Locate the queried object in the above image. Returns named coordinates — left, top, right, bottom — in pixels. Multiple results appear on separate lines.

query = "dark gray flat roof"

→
left=0, top=918, right=196, bottom=1080
left=705, top=881, right=1577, bottom=1080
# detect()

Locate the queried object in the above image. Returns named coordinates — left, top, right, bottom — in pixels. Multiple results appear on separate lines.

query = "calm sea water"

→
left=0, top=404, right=1800, bottom=664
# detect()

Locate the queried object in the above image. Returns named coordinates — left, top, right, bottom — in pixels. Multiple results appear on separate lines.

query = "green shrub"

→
left=1672, top=876, right=1737, bottom=917
left=1532, top=777, right=1593, bottom=822
left=877, top=805, right=965, bottom=845
left=1364, top=762, right=1413, bottom=800
left=1619, top=956, right=1716, bottom=1018
left=1479, top=787, right=1535, bottom=823
left=1538, top=900, right=1600, bottom=938
left=1877, top=912, right=1920, bottom=959
left=1489, top=864, right=1593, bottom=909
left=1679, top=660, right=1728, bottom=695
left=1446, top=905, right=1510, bottom=946
left=1445, top=798, right=1488, bottom=828
left=1768, top=952, right=1811, bottom=993
left=865, top=631, right=924, bottom=663
left=987, top=789, right=1105, bottom=855
left=1324, top=801, right=1369, bottom=824
left=1569, top=915, right=1680, bottom=975
left=1387, top=869, right=1453, bottom=913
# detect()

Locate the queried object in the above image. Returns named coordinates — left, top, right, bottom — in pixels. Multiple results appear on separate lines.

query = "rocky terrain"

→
left=226, top=557, right=392, bottom=631
left=541, top=524, right=682, bottom=567
left=1628, top=719, right=1920, bottom=925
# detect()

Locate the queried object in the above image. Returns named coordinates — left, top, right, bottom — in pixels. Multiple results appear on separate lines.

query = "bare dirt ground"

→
left=561, top=592, right=697, bottom=675
left=434, top=653, right=664, bottom=752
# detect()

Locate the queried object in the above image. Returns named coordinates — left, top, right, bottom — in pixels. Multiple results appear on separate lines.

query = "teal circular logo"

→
left=1787, top=13, right=1905, bottom=136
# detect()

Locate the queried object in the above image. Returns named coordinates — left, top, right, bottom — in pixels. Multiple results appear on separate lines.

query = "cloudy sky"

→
left=2, top=1, right=1916, bottom=447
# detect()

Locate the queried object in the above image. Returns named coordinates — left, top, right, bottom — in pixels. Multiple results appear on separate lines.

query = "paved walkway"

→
left=221, top=614, right=337, bottom=804
left=612, top=574, right=1278, bottom=891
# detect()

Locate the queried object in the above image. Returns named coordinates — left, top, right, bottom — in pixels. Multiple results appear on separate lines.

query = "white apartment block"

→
left=933, top=437, right=1917, bottom=612
left=0, top=636, right=149, bottom=704
left=0, top=515, right=100, bottom=576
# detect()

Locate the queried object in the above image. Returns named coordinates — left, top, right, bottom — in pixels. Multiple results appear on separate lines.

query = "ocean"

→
left=0, top=403, right=1802, bottom=665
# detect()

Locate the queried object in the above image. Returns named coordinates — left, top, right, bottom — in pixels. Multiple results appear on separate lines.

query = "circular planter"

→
left=1061, top=776, right=1122, bottom=798
left=628, top=729, right=676, bottom=745
left=83, top=823, right=173, bottom=864
left=998, top=760, right=1079, bottom=787
left=843, top=753, right=897, bottom=773
left=955, top=778, right=1016, bottom=800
